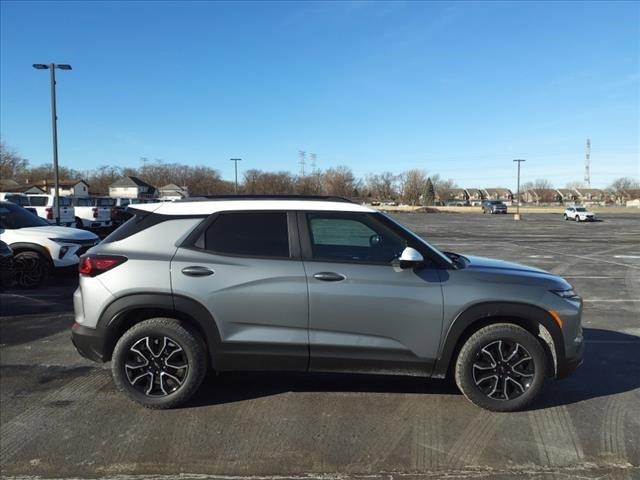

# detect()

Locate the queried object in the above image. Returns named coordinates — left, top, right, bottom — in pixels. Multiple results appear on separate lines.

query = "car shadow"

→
left=185, top=328, right=639, bottom=410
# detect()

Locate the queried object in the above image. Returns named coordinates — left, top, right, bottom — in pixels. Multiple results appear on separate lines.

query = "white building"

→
left=109, top=176, right=157, bottom=199
left=38, top=180, right=90, bottom=197
left=159, top=183, right=189, bottom=201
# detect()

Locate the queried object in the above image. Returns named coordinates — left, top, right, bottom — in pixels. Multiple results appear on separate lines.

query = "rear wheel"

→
left=13, top=251, right=48, bottom=288
left=574, top=215, right=580, bottom=222
left=455, top=323, right=546, bottom=412
left=564, top=214, right=568, bottom=221
left=112, top=318, right=207, bottom=409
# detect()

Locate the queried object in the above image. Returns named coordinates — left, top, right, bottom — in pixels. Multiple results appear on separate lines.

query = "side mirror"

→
left=397, top=246, right=424, bottom=269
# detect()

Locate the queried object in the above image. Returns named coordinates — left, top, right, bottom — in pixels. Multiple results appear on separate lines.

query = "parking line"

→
left=583, top=299, right=640, bottom=302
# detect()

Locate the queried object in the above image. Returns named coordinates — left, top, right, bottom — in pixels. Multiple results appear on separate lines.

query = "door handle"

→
left=313, top=272, right=346, bottom=282
left=181, top=266, right=214, bottom=277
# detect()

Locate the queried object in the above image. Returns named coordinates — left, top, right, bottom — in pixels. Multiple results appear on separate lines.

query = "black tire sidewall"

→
left=112, top=318, right=207, bottom=409
left=455, top=324, right=547, bottom=412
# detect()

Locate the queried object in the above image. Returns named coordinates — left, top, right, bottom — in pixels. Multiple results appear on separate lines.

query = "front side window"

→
left=204, top=212, right=289, bottom=258
left=306, top=212, right=406, bottom=264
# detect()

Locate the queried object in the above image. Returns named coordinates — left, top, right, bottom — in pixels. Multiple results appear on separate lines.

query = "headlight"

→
left=550, top=288, right=581, bottom=300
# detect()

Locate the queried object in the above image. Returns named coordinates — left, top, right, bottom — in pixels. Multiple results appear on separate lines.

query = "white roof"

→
left=134, top=199, right=375, bottom=216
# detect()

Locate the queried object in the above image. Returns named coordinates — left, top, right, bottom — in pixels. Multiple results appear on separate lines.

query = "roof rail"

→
left=178, top=195, right=354, bottom=203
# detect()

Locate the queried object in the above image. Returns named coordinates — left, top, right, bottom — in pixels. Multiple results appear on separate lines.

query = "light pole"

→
left=513, top=159, right=526, bottom=220
left=33, top=63, right=72, bottom=225
left=230, top=158, right=241, bottom=194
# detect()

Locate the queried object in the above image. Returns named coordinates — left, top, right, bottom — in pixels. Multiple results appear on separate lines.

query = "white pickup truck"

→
left=72, top=197, right=114, bottom=229
left=26, top=194, right=75, bottom=226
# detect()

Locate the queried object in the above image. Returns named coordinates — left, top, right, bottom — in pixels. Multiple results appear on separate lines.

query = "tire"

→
left=13, top=251, right=48, bottom=288
left=574, top=215, right=580, bottom=222
left=454, top=323, right=547, bottom=412
left=75, top=217, right=84, bottom=229
left=112, top=318, right=208, bottom=409
left=564, top=214, right=568, bottom=221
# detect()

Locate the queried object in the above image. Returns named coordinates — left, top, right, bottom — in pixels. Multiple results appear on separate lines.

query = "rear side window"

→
left=28, top=196, right=47, bottom=206
left=97, top=198, right=115, bottom=207
left=204, top=212, right=289, bottom=258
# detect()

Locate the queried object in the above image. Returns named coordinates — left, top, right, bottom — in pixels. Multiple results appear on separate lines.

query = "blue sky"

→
left=1, top=0, right=638, bottom=189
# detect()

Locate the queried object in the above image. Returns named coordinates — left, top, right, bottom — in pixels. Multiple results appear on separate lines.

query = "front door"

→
left=299, top=211, right=444, bottom=375
left=171, top=211, right=308, bottom=371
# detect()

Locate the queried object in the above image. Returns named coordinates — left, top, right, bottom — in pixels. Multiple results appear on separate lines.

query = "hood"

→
left=9, top=226, right=99, bottom=242
left=464, top=255, right=550, bottom=275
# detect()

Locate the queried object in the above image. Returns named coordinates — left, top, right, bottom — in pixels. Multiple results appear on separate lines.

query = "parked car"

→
left=564, top=206, right=595, bottom=222
left=71, top=196, right=583, bottom=412
left=110, top=198, right=134, bottom=226
left=71, top=197, right=113, bottom=229
left=481, top=200, right=508, bottom=214
left=26, top=194, right=75, bottom=226
left=0, top=192, right=38, bottom=215
left=0, top=240, right=14, bottom=290
left=0, top=201, right=99, bottom=287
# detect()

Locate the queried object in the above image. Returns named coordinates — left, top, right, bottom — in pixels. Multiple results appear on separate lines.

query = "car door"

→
left=170, top=210, right=309, bottom=371
left=298, top=211, right=444, bottom=376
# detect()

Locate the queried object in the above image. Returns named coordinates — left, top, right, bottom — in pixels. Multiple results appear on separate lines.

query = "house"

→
left=159, top=183, right=189, bottom=201
left=482, top=188, right=513, bottom=203
left=465, top=188, right=484, bottom=205
left=439, top=188, right=469, bottom=204
left=573, top=188, right=608, bottom=205
left=556, top=188, right=580, bottom=204
left=522, top=189, right=561, bottom=204
left=38, top=179, right=90, bottom=197
left=109, top=176, right=157, bottom=199
left=621, top=188, right=640, bottom=207
left=0, top=179, right=45, bottom=195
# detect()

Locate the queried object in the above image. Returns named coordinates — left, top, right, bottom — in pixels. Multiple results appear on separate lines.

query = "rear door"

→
left=170, top=210, right=309, bottom=371
left=299, top=211, right=444, bottom=375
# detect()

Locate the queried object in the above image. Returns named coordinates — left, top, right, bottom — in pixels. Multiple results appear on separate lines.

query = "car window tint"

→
left=307, top=213, right=406, bottom=264
left=204, top=212, right=289, bottom=258
left=28, top=196, right=47, bottom=206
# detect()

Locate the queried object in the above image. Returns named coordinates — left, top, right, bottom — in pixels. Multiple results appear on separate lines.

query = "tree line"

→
left=1, top=141, right=638, bottom=204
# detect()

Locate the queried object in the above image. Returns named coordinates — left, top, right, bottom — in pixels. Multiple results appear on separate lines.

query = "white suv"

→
left=0, top=201, right=99, bottom=287
left=564, top=206, right=595, bottom=222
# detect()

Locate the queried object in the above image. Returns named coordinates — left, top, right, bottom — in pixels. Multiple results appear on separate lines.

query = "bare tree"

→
left=323, top=166, right=358, bottom=197
left=522, top=178, right=555, bottom=203
left=399, top=169, right=428, bottom=205
left=609, top=177, right=640, bottom=192
left=366, top=171, right=398, bottom=200
left=0, top=141, right=29, bottom=182
left=243, top=169, right=295, bottom=195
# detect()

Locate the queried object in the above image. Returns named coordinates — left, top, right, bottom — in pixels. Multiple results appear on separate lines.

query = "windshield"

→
left=0, top=202, right=50, bottom=229
left=378, top=212, right=454, bottom=267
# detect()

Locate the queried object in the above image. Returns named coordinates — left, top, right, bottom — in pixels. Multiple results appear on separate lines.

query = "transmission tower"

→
left=298, top=150, right=306, bottom=176
left=584, top=139, right=591, bottom=187
left=310, top=153, right=317, bottom=172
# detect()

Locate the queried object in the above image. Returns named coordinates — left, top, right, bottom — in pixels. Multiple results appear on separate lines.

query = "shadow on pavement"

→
left=186, top=327, right=640, bottom=410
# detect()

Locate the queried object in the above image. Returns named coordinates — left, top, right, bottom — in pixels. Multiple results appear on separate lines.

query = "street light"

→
left=513, top=159, right=526, bottom=220
left=230, top=158, right=242, bottom=194
left=33, top=63, right=72, bottom=224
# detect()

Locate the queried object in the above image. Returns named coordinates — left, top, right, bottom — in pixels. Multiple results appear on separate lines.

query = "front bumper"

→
left=71, top=322, right=108, bottom=363
left=556, top=339, right=584, bottom=378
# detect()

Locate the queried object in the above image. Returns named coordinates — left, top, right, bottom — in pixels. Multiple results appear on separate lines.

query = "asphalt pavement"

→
left=1, top=212, right=639, bottom=479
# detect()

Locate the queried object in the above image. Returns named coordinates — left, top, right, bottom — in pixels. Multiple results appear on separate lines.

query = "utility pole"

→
left=298, top=150, right=306, bottom=176
left=33, top=63, right=72, bottom=225
left=230, top=158, right=242, bottom=194
left=513, top=159, right=526, bottom=221
left=584, top=139, right=591, bottom=187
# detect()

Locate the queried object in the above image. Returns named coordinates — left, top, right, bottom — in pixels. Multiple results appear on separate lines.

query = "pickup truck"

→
left=72, top=197, right=113, bottom=229
left=27, top=194, right=75, bottom=226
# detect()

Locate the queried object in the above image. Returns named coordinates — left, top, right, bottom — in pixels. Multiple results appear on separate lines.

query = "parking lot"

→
left=1, top=212, right=638, bottom=480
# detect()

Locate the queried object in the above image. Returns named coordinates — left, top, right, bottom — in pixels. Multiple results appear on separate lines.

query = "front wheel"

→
left=574, top=215, right=580, bottom=222
left=455, top=323, right=547, bottom=412
left=564, top=214, right=568, bottom=221
left=13, top=251, right=48, bottom=288
left=112, top=318, right=207, bottom=409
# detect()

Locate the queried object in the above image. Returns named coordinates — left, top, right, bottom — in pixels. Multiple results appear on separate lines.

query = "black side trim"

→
left=433, top=302, right=567, bottom=378
left=71, top=322, right=107, bottom=362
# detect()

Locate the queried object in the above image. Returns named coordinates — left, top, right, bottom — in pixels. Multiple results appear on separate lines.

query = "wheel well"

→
left=446, top=316, right=557, bottom=379
left=9, top=243, right=53, bottom=266
left=104, top=307, right=209, bottom=362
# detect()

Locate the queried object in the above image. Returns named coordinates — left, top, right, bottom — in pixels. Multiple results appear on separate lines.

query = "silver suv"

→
left=72, top=196, right=583, bottom=411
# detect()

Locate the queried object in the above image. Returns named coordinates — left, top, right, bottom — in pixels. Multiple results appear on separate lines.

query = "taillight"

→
left=46, top=207, right=53, bottom=220
left=79, top=255, right=127, bottom=277
left=92, top=207, right=98, bottom=218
